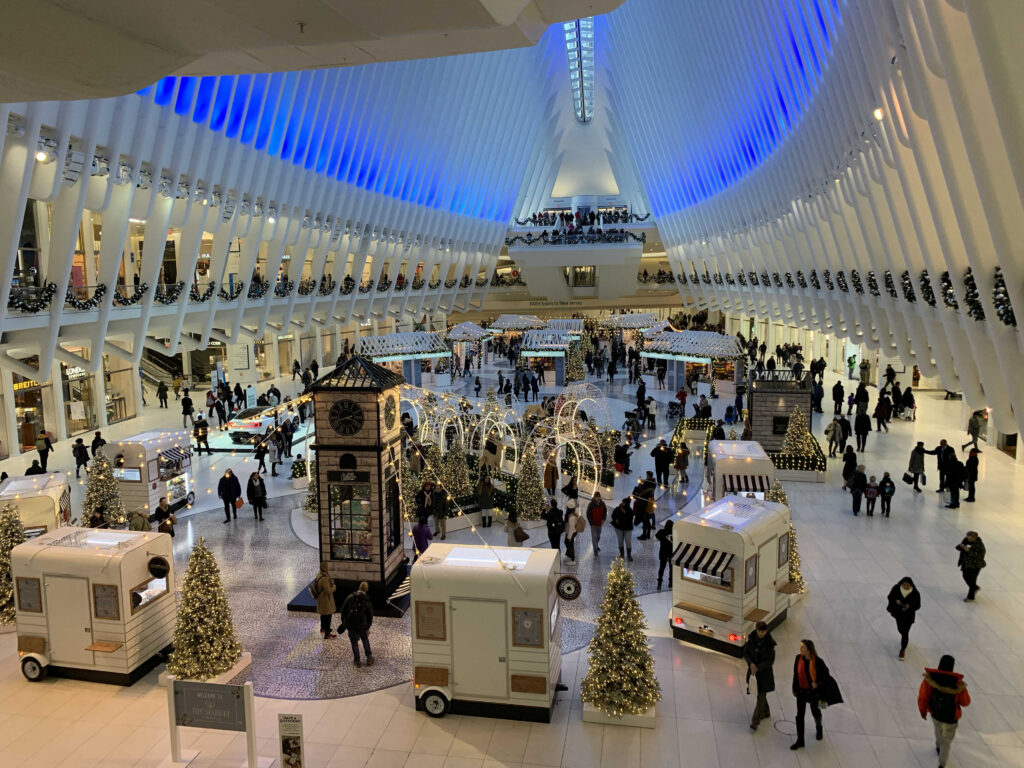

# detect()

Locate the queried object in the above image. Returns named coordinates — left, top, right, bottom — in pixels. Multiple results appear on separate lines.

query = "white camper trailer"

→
left=704, top=440, right=776, bottom=504
left=12, top=527, right=176, bottom=684
left=410, top=544, right=563, bottom=722
left=670, top=497, right=793, bottom=657
left=106, top=431, right=195, bottom=515
left=0, top=473, right=71, bottom=537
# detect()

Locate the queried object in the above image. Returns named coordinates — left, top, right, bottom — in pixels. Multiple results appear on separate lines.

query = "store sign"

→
left=327, top=470, right=371, bottom=483
left=172, top=681, right=247, bottom=731
left=64, top=366, right=90, bottom=380
left=278, top=714, right=304, bottom=767
left=13, top=379, right=43, bottom=391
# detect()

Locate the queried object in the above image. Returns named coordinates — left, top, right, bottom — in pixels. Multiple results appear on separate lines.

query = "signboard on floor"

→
left=172, top=680, right=246, bottom=731
left=278, top=714, right=304, bottom=767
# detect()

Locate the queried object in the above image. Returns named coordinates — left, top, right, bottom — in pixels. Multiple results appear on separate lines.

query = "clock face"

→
left=329, top=399, right=364, bottom=436
left=383, top=395, right=397, bottom=430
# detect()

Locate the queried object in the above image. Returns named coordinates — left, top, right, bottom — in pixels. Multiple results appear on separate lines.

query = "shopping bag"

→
left=235, top=498, right=244, bottom=509
left=513, top=526, right=529, bottom=543
left=902, top=472, right=914, bottom=485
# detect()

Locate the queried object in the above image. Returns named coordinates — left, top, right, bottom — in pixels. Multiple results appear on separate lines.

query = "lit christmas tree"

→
left=421, top=443, right=445, bottom=483
left=581, top=557, right=662, bottom=717
left=580, top=333, right=594, bottom=368
left=780, top=406, right=816, bottom=456
left=84, top=451, right=127, bottom=527
left=166, top=537, right=243, bottom=680
left=766, top=480, right=806, bottom=594
left=0, top=504, right=27, bottom=625
left=303, top=457, right=319, bottom=517
left=400, top=452, right=421, bottom=521
left=566, top=343, right=585, bottom=382
left=439, top=445, right=471, bottom=501
left=728, top=427, right=738, bottom=440
left=515, top=439, right=545, bottom=521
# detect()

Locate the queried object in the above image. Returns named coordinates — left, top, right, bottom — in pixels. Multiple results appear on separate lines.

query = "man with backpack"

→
left=340, top=582, right=375, bottom=667
left=918, top=654, right=971, bottom=768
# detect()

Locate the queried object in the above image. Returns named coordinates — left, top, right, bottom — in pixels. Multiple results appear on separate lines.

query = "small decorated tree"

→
left=400, top=453, right=421, bottom=521
left=581, top=558, right=662, bottom=717
left=0, top=504, right=27, bottom=625
left=515, top=440, right=545, bottom=521
left=780, top=406, right=815, bottom=456
left=439, top=445, right=472, bottom=502
left=766, top=480, right=806, bottom=594
left=166, top=537, right=243, bottom=680
left=84, top=451, right=126, bottom=527
left=566, top=343, right=585, bottom=382
left=303, top=458, right=319, bottom=516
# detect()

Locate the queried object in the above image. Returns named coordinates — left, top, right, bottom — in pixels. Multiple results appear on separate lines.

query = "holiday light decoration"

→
left=0, top=504, right=26, bottom=625
left=566, top=342, right=585, bottom=382
left=993, top=267, right=1016, bottom=327
left=290, top=457, right=308, bottom=480
left=765, top=480, right=806, bottom=594
left=66, top=283, right=107, bottom=310
left=883, top=270, right=897, bottom=298
left=785, top=272, right=795, bottom=289
left=836, top=271, right=849, bottom=293
left=867, top=270, right=880, bottom=297
left=919, top=270, right=936, bottom=306
left=302, top=458, right=319, bottom=517
left=962, top=267, right=984, bottom=321
left=83, top=451, right=127, bottom=527
left=823, top=270, right=834, bottom=290
left=188, top=282, right=216, bottom=302
left=297, top=279, right=316, bottom=296
left=939, top=271, right=959, bottom=310
left=901, top=270, right=916, bottom=303
left=247, top=279, right=270, bottom=299
left=7, top=281, right=58, bottom=312
left=796, top=270, right=807, bottom=288
left=580, top=558, right=662, bottom=717
left=155, top=281, right=186, bottom=304
left=439, top=445, right=472, bottom=502
left=112, top=283, right=149, bottom=305
left=275, top=278, right=295, bottom=297
left=217, top=282, right=244, bottom=301
left=400, top=452, right=420, bottom=520
left=318, top=275, right=336, bottom=295
left=809, top=270, right=821, bottom=289
left=166, top=537, right=243, bottom=681
left=515, top=439, right=545, bottom=521
left=735, top=272, right=745, bottom=286
left=771, top=407, right=827, bottom=472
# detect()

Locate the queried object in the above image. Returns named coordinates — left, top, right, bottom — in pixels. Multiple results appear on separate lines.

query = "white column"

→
left=47, top=365, right=67, bottom=441
left=1, top=370, right=20, bottom=458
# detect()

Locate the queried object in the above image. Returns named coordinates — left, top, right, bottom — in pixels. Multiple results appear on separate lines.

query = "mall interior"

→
left=0, top=0, right=1023, bottom=766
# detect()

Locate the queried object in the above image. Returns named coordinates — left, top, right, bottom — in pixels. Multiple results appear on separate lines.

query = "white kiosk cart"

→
left=704, top=440, right=776, bottom=504
left=0, top=473, right=71, bottom=537
left=670, top=497, right=792, bottom=657
left=107, top=431, right=195, bottom=514
left=411, top=544, right=563, bottom=722
left=12, top=527, right=176, bottom=684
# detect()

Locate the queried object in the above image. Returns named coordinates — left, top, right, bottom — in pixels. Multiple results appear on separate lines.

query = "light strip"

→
left=563, top=18, right=594, bottom=123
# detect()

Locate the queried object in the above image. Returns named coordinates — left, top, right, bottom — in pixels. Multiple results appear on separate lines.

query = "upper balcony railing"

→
left=505, top=228, right=646, bottom=247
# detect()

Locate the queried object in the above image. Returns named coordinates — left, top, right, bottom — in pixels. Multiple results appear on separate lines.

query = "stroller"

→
left=622, top=411, right=643, bottom=447
left=667, top=401, right=682, bottom=419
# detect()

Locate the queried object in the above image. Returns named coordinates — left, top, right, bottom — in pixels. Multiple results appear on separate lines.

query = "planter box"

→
left=775, top=469, right=826, bottom=483
left=582, top=701, right=656, bottom=728
left=292, top=477, right=309, bottom=490
left=158, top=651, right=252, bottom=687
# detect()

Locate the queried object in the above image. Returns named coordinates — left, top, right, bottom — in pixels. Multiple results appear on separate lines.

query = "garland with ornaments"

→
left=247, top=279, right=269, bottom=299
left=7, top=281, right=58, bottom=312
left=218, top=282, right=244, bottom=301
left=318, top=275, right=336, bottom=295
left=297, top=279, right=316, bottom=296
left=113, top=283, right=149, bottom=306
left=154, top=281, right=186, bottom=304
left=919, top=270, right=936, bottom=306
left=962, top=268, right=984, bottom=321
left=993, top=267, right=1016, bottom=327
left=274, top=278, right=294, bottom=297
left=189, top=282, right=216, bottom=302
left=66, top=283, right=107, bottom=310
left=939, top=271, right=958, bottom=310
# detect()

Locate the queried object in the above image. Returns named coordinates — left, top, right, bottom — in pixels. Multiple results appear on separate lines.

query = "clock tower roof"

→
left=313, top=355, right=405, bottom=392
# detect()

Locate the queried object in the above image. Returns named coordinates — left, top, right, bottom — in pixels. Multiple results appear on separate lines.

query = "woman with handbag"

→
left=153, top=496, right=176, bottom=537
left=543, top=498, right=564, bottom=553
left=886, top=576, right=921, bottom=659
left=218, top=469, right=242, bottom=524
left=561, top=477, right=579, bottom=512
left=505, top=505, right=527, bottom=547
left=564, top=503, right=582, bottom=563
left=247, top=472, right=268, bottom=521
left=476, top=473, right=495, bottom=528
left=791, top=640, right=842, bottom=750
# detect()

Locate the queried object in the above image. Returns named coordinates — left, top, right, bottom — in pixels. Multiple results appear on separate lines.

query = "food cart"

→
left=669, top=497, right=792, bottom=657
left=0, top=473, right=71, bottom=537
left=410, top=543, right=563, bottom=722
left=704, top=440, right=776, bottom=504
left=106, top=431, right=194, bottom=515
left=12, top=527, right=176, bottom=684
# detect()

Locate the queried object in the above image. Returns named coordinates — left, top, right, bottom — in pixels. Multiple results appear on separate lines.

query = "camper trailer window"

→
left=93, top=584, right=120, bottom=620
left=681, top=567, right=734, bottom=591
left=328, top=482, right=373, bottom=561
left=778, top=532, right=790, bottom=567
left=112, top=466, right=142, bottom=482
left=130, top=576, right=168, bottom=613
left=744, top=556, right=758, bottom=593
left=550, top=599, right=559, bottom=637
left=23, top=525, right=47, bottom=539
left=513, top=607, right=543, bottom=648
left=415, top=601, right=446, bottom=641
left=16, top=577, right=42, bottom=612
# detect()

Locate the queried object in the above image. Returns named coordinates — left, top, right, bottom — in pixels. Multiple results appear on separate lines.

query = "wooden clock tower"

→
left=309, top=356, right=407, bottom=609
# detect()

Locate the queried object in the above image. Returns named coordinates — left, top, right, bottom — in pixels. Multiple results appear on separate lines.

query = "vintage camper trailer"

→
left=106, top=431, right=194, bottom=515
left=0, top=473, right=71, bottom=537
left=704, top=440, right=776, bottom=504
left=669, top=497, right=793, bottom=657
left=410, top=544, right=563, bottom=722
left=12, top=527, right=176, bottom=684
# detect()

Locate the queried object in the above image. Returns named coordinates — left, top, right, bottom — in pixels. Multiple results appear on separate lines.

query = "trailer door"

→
left=756, top=540, right=777, bottom=615
left=45, top=576, right=94, bottom=666
left=451, top=598, right=508, bottom=700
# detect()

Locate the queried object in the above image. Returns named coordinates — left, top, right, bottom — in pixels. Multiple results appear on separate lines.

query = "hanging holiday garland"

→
left=113, top=283, right=149, bottom=306
left=919, top=270, right=936, bottom=306
left=823, top=270, right=834, bottom=290
left=992, top=267, right=1016, bottom=327
left=849, top=269, right=863, bottom=295
left=411, top=276, right=425, bottom=290
left=428, top=279, right=441, bottom=289
left=678, top=272, right=688, bottom=285
left=883, top=270, right=897, bottom=298
left=796, top=271, right=807, bottom=288
left=7, top=281, right=58, bottom=312
left=377, top=277, right=392, bottom=292
left=939, top=271, right=958, bottom=310
left=66, top=283, right=107, bottom=310
left=154, top=281, right=186, bottom=304
left=772, top=272, right=783, bottom=288
left=358, top=279, right=374, bottom=293
left=737, top=271, right=747, bottom=286
left=274, top=278, right=294, bottom=297
left=318, top=275, right=336, bottom=295
left=809, top=270, right=821, bottom=289
left=724, top=272, right=735, bottom=286
left=297, top=279, right=316, bottom=296
left=867, top=271, right=880, bottom=297
left=713, top=272, right=723, bottom=285
left=444, top=278, right=457, bottom=288
left=341, top=279, right=355, bottom=295
left=247, top=279, right=269, bottom=299
left=962, top=268, right=984, bottom=321
left=748, top=271, right=759, bottom=286
left=836, top=271, right=850, bottom=293
left=189, top=281, right=216, bottom=302
left=901, top=270, right=916, bottom=303
left=218, top=282, right=244, bottom=301
left=760, top=271, right=771, bottom=287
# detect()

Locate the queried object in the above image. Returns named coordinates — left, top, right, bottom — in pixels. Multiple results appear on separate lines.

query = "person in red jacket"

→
left=585, top=493, right=607, bottom=554
left=918, top=654, right=971, bottom=768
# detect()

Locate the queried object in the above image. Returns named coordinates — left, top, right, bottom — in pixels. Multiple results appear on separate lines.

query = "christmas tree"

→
left=303, top=458, right=319, bottom=517
left=566, top=343, right=584, bottom=382
left=0, top=504, right=26, bottom=625
left=439, top=445, right=471, bottom=501
left=766, top=480, right=806, bottom=594
left=166, top=537, right=243, bottom=680
left=515, top=440, right=545, bottom=521
left=400, top=452, right=421, bottom=521
left=84, top=451, right=127, bottom=527
left=581, top=558, right=662, bottom=717
left=780, top=406, right=815, bottom=456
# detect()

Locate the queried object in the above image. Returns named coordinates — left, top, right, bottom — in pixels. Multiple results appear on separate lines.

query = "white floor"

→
left=1, top=363, right=1023, bottom=767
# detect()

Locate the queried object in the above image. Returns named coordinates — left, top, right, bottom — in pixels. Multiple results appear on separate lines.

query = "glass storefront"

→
left=277, top=338, right=294, bottom=375
left=62, top=362, right=96, bottom=436
left=103, top=357, right=137, bottom=424
left=13, top=382, right=47, bottom=452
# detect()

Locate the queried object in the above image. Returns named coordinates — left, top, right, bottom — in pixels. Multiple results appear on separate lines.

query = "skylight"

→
left=564, top=18, right=594, bottom=123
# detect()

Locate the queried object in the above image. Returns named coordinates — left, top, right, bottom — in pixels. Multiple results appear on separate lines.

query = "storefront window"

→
left=13, top=357, right=48, bottom=452
left=62, top=361, right=96, bottom=437
left=328, top=479, right=372, bottom=561
left=103, top=357, right=137, bottom=424
left=278, top=338, right=294, bottom=375
left=299, top=334, right=317, bottom=367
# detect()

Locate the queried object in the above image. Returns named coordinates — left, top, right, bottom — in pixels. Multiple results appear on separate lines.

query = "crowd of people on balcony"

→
left=638, top=268, right=676, bottom=284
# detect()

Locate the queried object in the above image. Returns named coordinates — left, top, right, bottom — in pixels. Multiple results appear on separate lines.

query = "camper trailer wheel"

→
left=421, top=690, right=450, bottom=718
left=186, top=492, right=196, bottom=506
left=21, top=657, right=47, bottom=682
left=557, top=575, right=582, bottom=601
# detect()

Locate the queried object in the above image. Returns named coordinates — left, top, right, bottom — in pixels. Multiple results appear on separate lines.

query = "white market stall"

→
left=12, top=527, right=176, bottom=684
left=105, top=431, right=195, bottom=515
left=410, top=544, right=563, bottom=722
left=704, top=440, right=776, bottom=505
left=601, top=312, right=660, bottom=331
left=358, top=331, right=451, bottom=386
left=544, top=318, right=584, bottom=338
left=670, top=497, right=793, bottom=657
left=447, top=321, right=492, bottom=369
left=641, top=330, right=745, bottom=395
left=519, top=330, right=572, bottom=386
left=487, top=314, right=547, bottom=334
left=0, top=473, right=71, bottom=538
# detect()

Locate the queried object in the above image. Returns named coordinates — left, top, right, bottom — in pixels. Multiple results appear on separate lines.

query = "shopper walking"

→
left=743, top=621, right=777, bottom=731
left=674, top=443, right=690, bottom=487
left=586, top=493, right=607, bottom=554
left=564, top=504, right=581, bottom=562
left=246, top=472, right=267, bottom=521
left=341, top=582, right=374, bottom=666
left=193, top=416, right=211, bottom=456
left=655, top=520, right=674, bottom=589
left=854, top=412, right=871, bottom=452
left=310, top=562, right=336, bottom=639
left=955, top=531, right=985, bottom=602
left=217, top=468, right=242, bottom=523
left=561, top=476, right=579, bottom=514
left=886, top=576, right=921, bottom=659
left=611, top=498, right=634, bottom=561
left=907, top=442, right=927, bottom=492
left=543, top=498, right=564, bottom=554
left=918, top=655, right=971, bottom=768
left=849, top=464, right=867, bottom=515
left=504, top=505, right=524, bottom=547
left=181, top=389, right=195, bottom=428
left=172, top=374, right=182, bottom=400
left=476, top=473, right=495, bottom=528
left=35, top=431, right=53, bottom=472
left=878, top=471, right=896, bottom=517
left=157, top=381, right=169, bottom=408
left=961, top=411, right=983, bottom=453
left=790, top=640, right=841, bottom=750
left=651, top=439, right=672, bottom=486
left=837, top=414, right=851, bottom=453
left=832, top=381, right=844, bottom=415
left=254, top=441, right=268, bottom=474
left=412, top=518, right=433, bottom=560
left=841, top=446, right=857, bottom=490
left=964, top=449, right=979, bottom=502
left=72, top=438, right=90, bottom=478
left=865, top=475, right=879, bottom=516
left=824, top=418, right=840, bottom=458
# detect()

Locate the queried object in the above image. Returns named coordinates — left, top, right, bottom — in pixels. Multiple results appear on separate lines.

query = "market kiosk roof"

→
left=544, top=318, right=584, bottom=335
left=446, top=321, right=490, bottom=341
left=488, top=313, right=547, bottom=332
left=356, top=331, right=450, bottom=362
left=520, top=329, right=573, bottom=356
left=641, top=330, right=744, bottom=363
left=602, top=312, right=659, bottom=330
left=313, top=355, right=406, bottom=391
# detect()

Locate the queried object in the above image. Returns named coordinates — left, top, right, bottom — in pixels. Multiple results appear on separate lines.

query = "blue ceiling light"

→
left=564, top=18, right=595, bottom=123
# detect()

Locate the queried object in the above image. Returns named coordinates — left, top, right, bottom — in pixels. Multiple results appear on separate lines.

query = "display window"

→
left=103, top=357, right=136, bottom=424
left=681, top=566, right=734, bottom=591
left=299, top=334, right=316, bottom=366
left=13, top=364, right=48, bottom=452
left=278, top=339, right=294, bottom=374
left=62, top=360, right=95, bottom=437
left=130, top=576, right=168, bottom=613
left=328, top=482, right=372, bottom=561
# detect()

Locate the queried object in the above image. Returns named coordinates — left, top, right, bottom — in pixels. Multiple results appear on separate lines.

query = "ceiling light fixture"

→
left=873, top=107, right=884, bottom=120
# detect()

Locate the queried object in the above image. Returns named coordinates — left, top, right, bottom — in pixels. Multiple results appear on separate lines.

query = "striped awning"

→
left=723, top=474, right=771, bottom=494
left=160, top=446, right=190, bottom=463
left=672, top=542, right=735, bottom=576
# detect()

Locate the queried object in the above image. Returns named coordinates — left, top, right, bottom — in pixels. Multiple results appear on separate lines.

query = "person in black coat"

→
left=543, top=498, right=564, bottom=553
left=217, top=469, right=242, bottom=523
left=887, top=577, right=921, bottom=659
left=655, top=520, right=674, bottom=589
left=832, top=381, right=845, bottom=415
left=849, top=464, right=867, bottom=515
left=743, top=621, right=777, bottom=730
left=246, top=472, right=268, bottom=521
left=854, top=412, right=871, bottom=452
left=651, top=439, right=672, bottom=486
left=791, top=640, right=832, bottom=750
left=945, top=457, right=964, bottom=509
left=837, top=415, right=852, bottom=453
left=841, top=446, right=857, bottom=490
left=964, top=449, right=979, bottom=502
